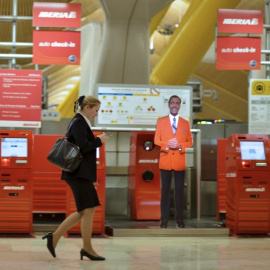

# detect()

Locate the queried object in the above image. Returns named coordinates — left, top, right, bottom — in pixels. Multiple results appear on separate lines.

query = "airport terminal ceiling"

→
left=0, top=0, right=266, bottom=122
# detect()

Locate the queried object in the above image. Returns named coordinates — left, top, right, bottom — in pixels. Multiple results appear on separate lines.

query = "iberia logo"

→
left=38, top=11, right=77, bottom=19
left=33, top=2, right=81, bottom=28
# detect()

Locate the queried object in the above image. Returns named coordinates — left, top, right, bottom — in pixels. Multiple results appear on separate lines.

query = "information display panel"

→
left=95, top=84, right=192, bottom=127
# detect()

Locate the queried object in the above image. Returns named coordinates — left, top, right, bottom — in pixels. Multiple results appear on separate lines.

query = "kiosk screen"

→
left=240, top=141, right=266, bottom=160
left=1, top=138, right=28, bottom=157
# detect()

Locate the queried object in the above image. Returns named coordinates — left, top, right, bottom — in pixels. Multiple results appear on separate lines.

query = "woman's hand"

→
left=98, top=133, right=112, bottom=143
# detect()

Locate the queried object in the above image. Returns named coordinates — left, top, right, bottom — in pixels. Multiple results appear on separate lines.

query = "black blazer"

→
left=61, top=113, right=102, bottom=182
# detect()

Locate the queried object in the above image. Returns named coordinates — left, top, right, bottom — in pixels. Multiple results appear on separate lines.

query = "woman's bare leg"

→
left=52, top=212, right=81, bottom=248
left=80, top=207, right=100, bottom=256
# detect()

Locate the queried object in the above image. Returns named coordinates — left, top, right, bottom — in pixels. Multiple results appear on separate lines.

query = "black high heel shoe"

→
left=42, top=232, right=56, bottom=258
left=80, top=249, right=105, bottom=261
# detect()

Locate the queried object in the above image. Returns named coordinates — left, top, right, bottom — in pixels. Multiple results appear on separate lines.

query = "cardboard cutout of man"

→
left=154, top=95, right=193, bottom=228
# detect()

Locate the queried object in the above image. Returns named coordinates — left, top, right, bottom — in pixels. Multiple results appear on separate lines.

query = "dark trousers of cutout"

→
left=160, top=169, right=185, bottom=222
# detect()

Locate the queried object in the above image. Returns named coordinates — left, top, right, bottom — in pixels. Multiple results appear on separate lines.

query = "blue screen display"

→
left=1, top=138, right=28, bottom=157
left=240, top=141, right=266, bottom=160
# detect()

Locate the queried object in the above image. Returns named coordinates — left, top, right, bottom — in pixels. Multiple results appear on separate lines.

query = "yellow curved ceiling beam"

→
left=150, top=4, right=172, bottom=36
left=81, top=8, right=105, bottom=25
left=48, top=82, right=80, bottom=98
left=56, top=81, right=80, bottom=119
left=150, top=0, right=242, bottom=85
left=48, top=77, right=80, bottom=92
left=48, top=66, right=81, bottom=84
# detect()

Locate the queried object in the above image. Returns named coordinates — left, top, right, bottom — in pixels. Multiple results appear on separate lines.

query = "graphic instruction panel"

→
left=95, top=84, right=192, bottom=127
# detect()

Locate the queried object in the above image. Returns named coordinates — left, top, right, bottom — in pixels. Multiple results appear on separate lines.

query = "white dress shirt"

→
left=169, top=114, right=179, bottom=128
left=79, top=112, right=92, bottom=129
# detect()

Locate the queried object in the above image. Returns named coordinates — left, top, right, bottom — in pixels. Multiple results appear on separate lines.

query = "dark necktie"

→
left=172, top=117, right=177, bottom=134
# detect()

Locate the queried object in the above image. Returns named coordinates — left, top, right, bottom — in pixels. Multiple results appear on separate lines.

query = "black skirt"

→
left=65, top=178, right=101, bottom=212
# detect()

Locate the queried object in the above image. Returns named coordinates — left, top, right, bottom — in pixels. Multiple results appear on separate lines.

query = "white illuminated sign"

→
left=95, top=84, right=192, bottom=127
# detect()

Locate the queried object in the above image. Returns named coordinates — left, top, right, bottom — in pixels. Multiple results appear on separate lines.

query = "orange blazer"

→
left=154, top=116, right=193, bottom=171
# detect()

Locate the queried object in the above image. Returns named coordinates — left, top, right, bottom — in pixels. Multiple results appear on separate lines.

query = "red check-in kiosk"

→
left=225, top=134, right=270, bottom=235
left=0, top=130, right=33, bottom=233
left=67, top=131, right=106, bottom=235
left=129, top=132, right=161, bottom=220
left=32, top=135, right=66, bottom=215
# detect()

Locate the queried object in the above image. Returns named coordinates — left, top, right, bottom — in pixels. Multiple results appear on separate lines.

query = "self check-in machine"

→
left=129, top=132, right=161, bottom=220
left=32, top=134, right=66, bottom=221
left=0, top=131, right=106, bottom=235
left=33, top=133, right=106, bottom=235
left=0, top=130, right=33, bottom=234
left=225, top=134, right=270, bottom=235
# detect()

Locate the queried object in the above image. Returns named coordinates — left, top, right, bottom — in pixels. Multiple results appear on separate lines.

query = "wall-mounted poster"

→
left=0, top=69, right=42, bottom=128
left=249, top=79, right=270, bottom=134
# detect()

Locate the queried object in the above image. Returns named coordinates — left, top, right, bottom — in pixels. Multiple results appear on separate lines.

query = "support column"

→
left=95, top=0, right=173, bottom=84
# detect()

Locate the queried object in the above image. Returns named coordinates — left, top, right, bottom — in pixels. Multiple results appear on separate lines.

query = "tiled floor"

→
left=0, top=216, right=270, bottom=270
left=1, top=233, right=270, bottom=270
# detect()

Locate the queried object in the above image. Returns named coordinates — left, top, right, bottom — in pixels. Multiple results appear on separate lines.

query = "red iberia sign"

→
left=218, top=9, right=263, bottom=34
left=33, top=2, right=81, bottom=28
left=0, top=69, right=42, bottom=128
left=216, top=37, right=261, bottom=70
left=33, top=30, right=81, bottom=65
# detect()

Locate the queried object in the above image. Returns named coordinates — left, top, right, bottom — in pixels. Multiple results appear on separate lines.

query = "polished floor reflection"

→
left=0, top=232, right=270, bottom=270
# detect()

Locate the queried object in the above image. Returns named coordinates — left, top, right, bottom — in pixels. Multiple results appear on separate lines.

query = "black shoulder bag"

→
left=47, top=119, right=82, bottom=172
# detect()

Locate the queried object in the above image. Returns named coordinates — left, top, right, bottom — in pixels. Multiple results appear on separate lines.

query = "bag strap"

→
left=65, top=117, right=78, bottom=137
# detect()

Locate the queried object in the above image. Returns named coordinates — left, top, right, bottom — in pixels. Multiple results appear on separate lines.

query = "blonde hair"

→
left=74, top=95, right=101, bottom=113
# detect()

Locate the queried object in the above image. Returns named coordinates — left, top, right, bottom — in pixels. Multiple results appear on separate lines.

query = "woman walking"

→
left=42, top=95, right=110, bottom=261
